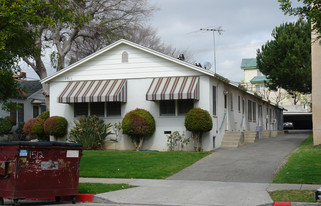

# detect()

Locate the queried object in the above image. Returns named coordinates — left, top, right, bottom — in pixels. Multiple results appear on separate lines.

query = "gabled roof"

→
left=241, top=58, right=257, bottom=70
left=41, top=39, right=215, bottom=83
left=18, top=80, right=42, bottom=98
left=250, top=76, right=269, bottom=84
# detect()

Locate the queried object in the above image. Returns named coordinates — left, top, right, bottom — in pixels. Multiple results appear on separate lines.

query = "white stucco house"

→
left=41, top=39, right=283, bottom=151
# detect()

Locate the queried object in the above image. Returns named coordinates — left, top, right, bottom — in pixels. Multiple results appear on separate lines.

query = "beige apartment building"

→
left=241, top=58, right=312, bottom=130
left=312, top=31, right=321, bottom=145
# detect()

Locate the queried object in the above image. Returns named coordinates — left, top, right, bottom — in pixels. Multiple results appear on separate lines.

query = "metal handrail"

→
left=219, top=113, right=226, bottom=130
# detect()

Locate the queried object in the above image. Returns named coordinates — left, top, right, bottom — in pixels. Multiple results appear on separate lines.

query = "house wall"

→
left=0, top=98, right=35, bottom=130
left=244, top=69, right=258, bottom=83
left=48, top=42, right=282, bottom=151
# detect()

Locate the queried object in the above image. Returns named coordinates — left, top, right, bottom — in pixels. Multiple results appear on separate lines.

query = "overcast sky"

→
left=22, top=0, right=298, bottom=82
left=148, top=0, right=298, bottom=82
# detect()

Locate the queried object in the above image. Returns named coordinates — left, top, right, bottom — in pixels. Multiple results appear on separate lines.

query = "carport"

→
left=283, top=112, right=312, bottom=129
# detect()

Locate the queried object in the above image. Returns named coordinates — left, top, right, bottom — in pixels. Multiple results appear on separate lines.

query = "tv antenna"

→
left=200, top=26, right=224, bottom=73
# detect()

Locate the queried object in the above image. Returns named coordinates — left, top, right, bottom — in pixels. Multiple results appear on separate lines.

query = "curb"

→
left=274, top=202, right=291, bottom=206
left=273, top=202, right=321, bottom=206
left=26, top=193, right=95, bottom=203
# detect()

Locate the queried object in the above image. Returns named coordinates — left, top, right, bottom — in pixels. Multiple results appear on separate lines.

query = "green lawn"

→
left=78, top=183, right=134, bottom=194
left=273, top=135, right=321, bottom=184
left=80, top=150, right=210, bottom=179
left=270, top=190, right=316, bottom=202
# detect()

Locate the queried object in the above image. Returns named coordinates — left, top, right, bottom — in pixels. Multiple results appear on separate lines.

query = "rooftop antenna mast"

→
left=200, top=26, right=224, bottom=73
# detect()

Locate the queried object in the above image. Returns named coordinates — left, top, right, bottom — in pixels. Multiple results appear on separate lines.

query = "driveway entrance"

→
left=167, top=133, right=309, bottom=183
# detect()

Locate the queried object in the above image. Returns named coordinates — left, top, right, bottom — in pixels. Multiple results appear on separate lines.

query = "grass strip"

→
left=80, top=150, right=210, bottom=179
left=78, top=183, right=134, bottom=194
left=273, top=135, right=321, bottom=184
left=269, top=190, right=316, bottom=202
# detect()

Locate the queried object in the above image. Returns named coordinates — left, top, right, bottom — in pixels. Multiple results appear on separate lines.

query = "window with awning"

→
left=58, top=80, right=127, bottom=103
left=146, top=76, right=199, bottom=101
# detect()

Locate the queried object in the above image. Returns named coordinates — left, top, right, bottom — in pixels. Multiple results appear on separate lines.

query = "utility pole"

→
left=200, top=27, right=223, bottom=73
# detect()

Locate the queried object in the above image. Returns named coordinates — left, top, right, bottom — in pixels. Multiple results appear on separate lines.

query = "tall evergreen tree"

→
left=256, top=19, right=311, bottom=98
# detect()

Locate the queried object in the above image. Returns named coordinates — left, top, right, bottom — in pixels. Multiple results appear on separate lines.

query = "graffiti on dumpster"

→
left=30, top=151, right=44, bottom=164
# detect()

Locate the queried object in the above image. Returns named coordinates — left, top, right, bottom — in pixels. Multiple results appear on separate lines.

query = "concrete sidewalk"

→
left=80, top=178, right=321, bottom=206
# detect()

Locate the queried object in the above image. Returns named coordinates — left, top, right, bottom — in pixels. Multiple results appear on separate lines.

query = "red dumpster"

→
left=0, top=141, right=82, bottom=205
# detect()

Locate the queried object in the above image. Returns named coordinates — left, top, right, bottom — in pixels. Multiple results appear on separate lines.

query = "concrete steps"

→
left=221, top=131, right=244, bottom=148
left=244, top=131, right=258, bottom=143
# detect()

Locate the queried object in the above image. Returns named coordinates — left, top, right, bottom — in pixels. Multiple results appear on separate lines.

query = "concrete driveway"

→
left=167, top=133, right=309, bottom=183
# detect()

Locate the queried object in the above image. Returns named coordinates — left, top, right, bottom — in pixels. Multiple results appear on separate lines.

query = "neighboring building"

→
left=0, top=80, right=46, bottom=128
left=241, top=58, right=312, bottom=129
left=41, top=39, right=283, bottom=151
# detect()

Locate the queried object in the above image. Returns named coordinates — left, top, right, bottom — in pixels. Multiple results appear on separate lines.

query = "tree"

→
left=16, top=0, right=154, bottom=108
left=184, top=108, right=213, bottom=152
left=0, top=0, right=81, bottom=109
left=278, top=0, right=321, bottom=39
left=122, top=108, right=155, bottom=151
left=256, top=19, right=311, bottom=98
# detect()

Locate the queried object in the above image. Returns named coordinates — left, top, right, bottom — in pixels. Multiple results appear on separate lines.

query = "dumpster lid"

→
left=0, top=141, right=82, bottom=147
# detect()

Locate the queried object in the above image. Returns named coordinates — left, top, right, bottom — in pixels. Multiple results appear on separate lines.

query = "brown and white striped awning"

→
left=58, top=80, right=127, bottom=103
left=146, top=76, right=199, bottom=101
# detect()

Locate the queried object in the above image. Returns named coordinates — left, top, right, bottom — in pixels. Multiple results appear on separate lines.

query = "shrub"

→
left=37, top=111, right=50, bottom=121
left=68, top=115, right=112, bottom=150
left=5, top=116, right=15, bottom=126
left=122, top=108, right=155, bottom=151
left=15, top=122, right=26, bottom=140
left=44, top=116, right=68, bottom=138
left=23, top=118, right=48, bottom=140
left=0, top=118, right=12, bottom=135
left=167, top=131, right=190, bottom=151
left=185, top=108, right=213, bottom=152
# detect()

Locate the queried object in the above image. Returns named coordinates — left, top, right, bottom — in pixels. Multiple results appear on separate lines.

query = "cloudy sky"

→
left=148, top=0, right=298, bottom=82
left=22, top=0, right=298, bottom=82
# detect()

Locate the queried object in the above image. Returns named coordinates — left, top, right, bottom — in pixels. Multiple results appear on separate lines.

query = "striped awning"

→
left=146, top=76, right=199, bottom=101
left=58, top=80, right=127, bottom=103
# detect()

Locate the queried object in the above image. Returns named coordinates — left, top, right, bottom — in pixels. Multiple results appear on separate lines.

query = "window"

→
left=178, top=100, right=194, bottom=115
left=75, top=102, right=121, bottom=117
left=40, top=105, right=46, bottom=113
left=33, top=106, right=39, bottom=118
left=160, top=100, right=175, bottom=116
left=252, top=101, right=257, bottom=122
left=18, top=103, right=24, bottom=123
left=224, top=93, right=227, bottom=109
left=90, top=102, right=104, bottom=117
left=238, top=96, right=241, bottom=113
left=74, top=103, right=88, bottom=117
left=160, top=100, right=194, bottom=116
left=213, top=86, right=217, bottom=116
left=10, top=109, right=17, bottom=125
left=248, top=100, right=251, bottom=119
left=122, top=51, right=128, bottom=63
left=242, top=98, right=245, bottom=114
left=107, top=102, right=121, bottom=116
left=230, top=92, right=233, bottom=111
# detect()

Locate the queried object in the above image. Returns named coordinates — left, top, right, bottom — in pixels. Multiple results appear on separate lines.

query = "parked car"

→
left=283, top=122, right=294, bottom=129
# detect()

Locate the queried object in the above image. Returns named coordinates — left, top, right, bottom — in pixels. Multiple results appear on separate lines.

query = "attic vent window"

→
left=122, top=51, right=128, bottom=63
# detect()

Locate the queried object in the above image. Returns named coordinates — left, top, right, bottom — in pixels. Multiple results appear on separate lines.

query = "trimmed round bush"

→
left=44, top=116, right=68, bottom=138
left=122, top=108, right=155, bottom=151
left=5, top=116, right=15, bottom=126
left=0, top=118, right=12, bottom=135
left=185, top=108, right=213, bottom=133
left=23, top=118, right=47, bottom=140
left=37, top=111, right=50, bottom=121
left=185, top=108, right=213, bottom=152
